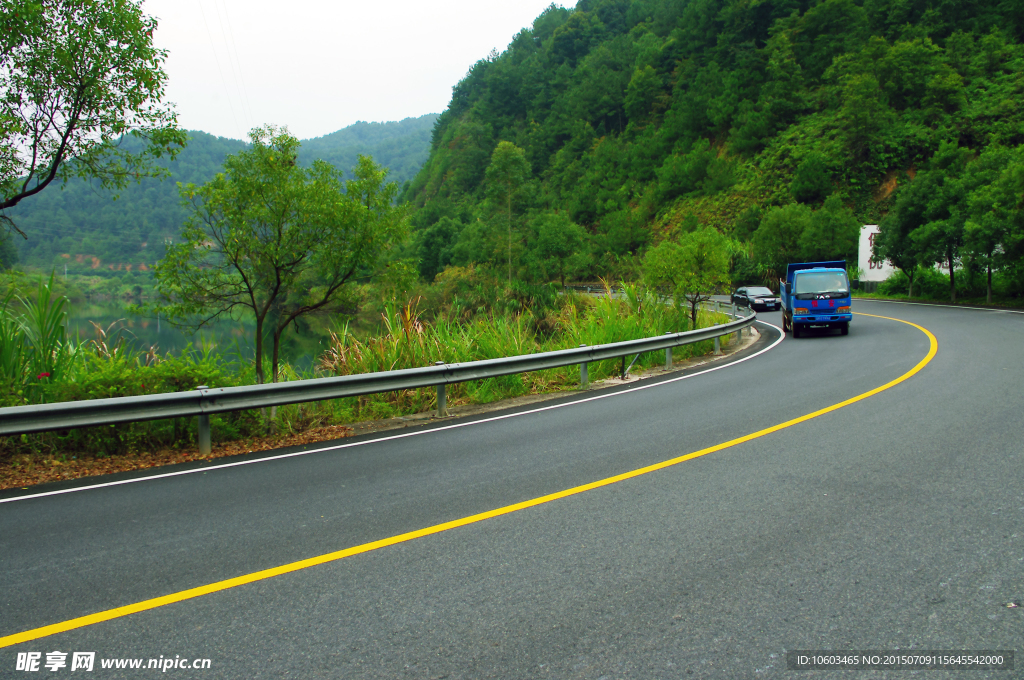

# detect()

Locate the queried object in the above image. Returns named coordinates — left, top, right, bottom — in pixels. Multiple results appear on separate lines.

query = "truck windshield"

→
left=794, top=271, right=849, bottom=297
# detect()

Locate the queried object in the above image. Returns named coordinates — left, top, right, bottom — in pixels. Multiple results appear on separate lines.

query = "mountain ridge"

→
left=6, top=114, right=439, bottom=269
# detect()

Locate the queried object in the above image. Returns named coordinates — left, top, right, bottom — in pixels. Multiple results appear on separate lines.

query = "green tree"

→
left=909, top=143, right=983, bottom=302
left=0, top=231, right=18, bottom=270
left=485, top=141, right=530, bottom=283
left=802, top=195, right=861, bottom=261
left=875, top=188, right=926, bottom=297
left=624, top=65, right=662, bottom=124
left=993, top=154, right=1024, bottom=264
left=417, top=216, right=461, bottom=281
left=790, top=154, right=833, bottom=204
left=532, top=211, right=588, bottom=287
left=753, top=203, right=812, bottom=286
left=643, top=227, right=731, bottom=329
left=155, top=126, right=405, bottom=385
left=963, top=147, right=1022, bottom=302
left=0, top=0, right=186, bottom=237
left=963, top=212, right=1003, bottom=303
left=838, top=73, right=890, bottom=162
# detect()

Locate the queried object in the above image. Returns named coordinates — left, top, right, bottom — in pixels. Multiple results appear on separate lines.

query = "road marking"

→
left=0, top=314, right=935, bottom=648
left=2, top=322, right=785, bottom=505
left=856, top=298, right=1024, bottom=314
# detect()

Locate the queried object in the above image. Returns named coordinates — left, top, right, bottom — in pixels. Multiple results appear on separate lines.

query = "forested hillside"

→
left=7, top=132, right=245, bottom=270
left=405, top=0, right=1024, bottom=299
left=5, top=115, right=437, bottom=270
left=299, top=116, right=438, bottom=188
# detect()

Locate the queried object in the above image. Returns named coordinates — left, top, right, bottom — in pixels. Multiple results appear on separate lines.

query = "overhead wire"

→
left=196, top=0, right=241, bottom=135
left=211, top=0, right=256, bottom=131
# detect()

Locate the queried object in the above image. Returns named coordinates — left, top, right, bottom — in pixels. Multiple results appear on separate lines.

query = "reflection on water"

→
left=64, top=302, right=338, bottom=372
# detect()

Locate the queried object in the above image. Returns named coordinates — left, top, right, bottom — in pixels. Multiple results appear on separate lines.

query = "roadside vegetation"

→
left=0, top=273, right=726, bottom=467
left=856, top=266, right=1024, bottom=308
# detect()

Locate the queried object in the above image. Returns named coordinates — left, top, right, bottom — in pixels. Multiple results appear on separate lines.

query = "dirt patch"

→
left=1, top=328, right=759, bottom=492
left=0, top=425, right=356, bottom=491
left=874, top=172, right=899, bottom=202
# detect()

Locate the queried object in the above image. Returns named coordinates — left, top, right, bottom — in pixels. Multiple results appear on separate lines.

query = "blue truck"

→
left=780, top=261, right=853, bottom=338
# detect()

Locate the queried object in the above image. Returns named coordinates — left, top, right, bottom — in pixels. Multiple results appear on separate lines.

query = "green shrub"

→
left=877, top=267, right=952, bottom=298
left=2, top=275, right=728, bottom=459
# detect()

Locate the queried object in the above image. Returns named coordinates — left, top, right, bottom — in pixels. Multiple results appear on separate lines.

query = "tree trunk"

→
left=271, top=329, right=281, bottom=385
left=948, top=244, right=956, bottom=303
left=987, top=263, right=992, bottom=304
left=253, top=315, right=265, bottom=384
left=507, top=189, right=512, bottom=284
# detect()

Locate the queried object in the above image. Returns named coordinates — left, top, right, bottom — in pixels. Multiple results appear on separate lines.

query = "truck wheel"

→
left=840, top=322, right=849, bottom=336
left=792, top=324, right=800, bottom=338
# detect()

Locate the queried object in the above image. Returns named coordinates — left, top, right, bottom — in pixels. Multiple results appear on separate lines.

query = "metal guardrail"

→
left=563, top=283, right=625, bottom=295
left=0, top=304, right=756, bottom=449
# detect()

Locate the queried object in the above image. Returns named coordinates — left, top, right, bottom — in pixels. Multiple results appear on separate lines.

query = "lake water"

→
left=64, top=302, right=340, bottom=372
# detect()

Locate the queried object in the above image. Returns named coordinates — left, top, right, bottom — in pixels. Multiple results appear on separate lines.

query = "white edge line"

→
left=2, top=324, right=785, bottom=505
left=857, top=298, right=1024, bottom=314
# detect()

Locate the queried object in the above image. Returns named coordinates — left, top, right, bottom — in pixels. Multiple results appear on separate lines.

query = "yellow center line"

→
left=0, top=312, right=937, bottom=649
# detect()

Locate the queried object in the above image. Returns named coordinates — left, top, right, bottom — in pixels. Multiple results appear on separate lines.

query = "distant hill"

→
left=6, top=114, right=438, bottom=270
left=298, top=117, right=438, bottom=187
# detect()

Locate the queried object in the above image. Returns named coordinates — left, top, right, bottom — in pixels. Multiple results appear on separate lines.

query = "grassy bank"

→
left=1, top=277, right=727, bottom=465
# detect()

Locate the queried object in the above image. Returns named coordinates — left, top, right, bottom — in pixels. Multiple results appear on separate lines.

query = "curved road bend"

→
left=1, top=299, right=1021, bottom=678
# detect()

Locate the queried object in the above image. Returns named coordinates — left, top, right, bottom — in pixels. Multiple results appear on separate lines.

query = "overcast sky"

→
left=143, top=0, right=566, bottom=141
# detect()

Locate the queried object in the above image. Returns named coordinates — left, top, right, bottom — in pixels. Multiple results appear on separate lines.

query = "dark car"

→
left=731, top=286, right=781, bottom=311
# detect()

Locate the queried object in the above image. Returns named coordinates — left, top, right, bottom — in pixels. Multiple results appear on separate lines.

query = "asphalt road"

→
left=1, top=299, right=1021, bottom=678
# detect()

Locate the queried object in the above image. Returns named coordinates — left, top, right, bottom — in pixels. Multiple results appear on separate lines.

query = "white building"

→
left=858, top=224, right=896, bottom=282
left=858, top=224, right=954, bottom=285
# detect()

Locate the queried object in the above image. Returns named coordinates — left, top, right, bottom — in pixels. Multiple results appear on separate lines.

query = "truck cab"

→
left=780, top=261, right=852, bottom=338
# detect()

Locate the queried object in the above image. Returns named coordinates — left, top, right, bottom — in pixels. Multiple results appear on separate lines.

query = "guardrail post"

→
left=664, top=332, right=672, bottom=369
left=434, top=362, right=447, bottom=417
left=196, top=385, right=211, bottom=456
left=714, top=335, right=721, bottom=355
left=579, top=344, right=588, bottom=388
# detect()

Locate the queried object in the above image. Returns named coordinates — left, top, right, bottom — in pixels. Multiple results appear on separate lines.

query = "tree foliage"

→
left=532, top=211, right=588, bottom=287
left=154, top=126, right=406, bottom=385
left=643, top=227, right=731, bottom=328
left=485, top=141, right=530, bottom=283
left=877, top=144, right=1024, bottom=300
left=0, top=0, right=186, bottom=236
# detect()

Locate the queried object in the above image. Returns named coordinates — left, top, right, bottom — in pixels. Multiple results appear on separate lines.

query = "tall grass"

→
left=317, top=284, right=726, bottom=419
left=1, top=277, right=728, bottom=458
left=0, top=275, right=79, bottom=403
